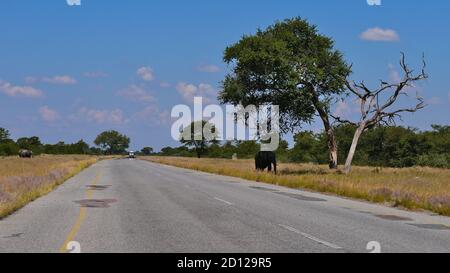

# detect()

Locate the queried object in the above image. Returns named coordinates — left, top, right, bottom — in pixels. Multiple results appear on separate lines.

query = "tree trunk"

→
left=326, top=127, right=338, bottom=169
left=194, top=143, right=201, bottom=158
left=343, top=124, right=365, bottom=174
left=311, top=94, right=338, bottom=169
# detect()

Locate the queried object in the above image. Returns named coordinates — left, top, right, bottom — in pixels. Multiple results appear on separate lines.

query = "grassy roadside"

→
left=0, top=155, right=99, bottom=219
left=144, top=156, right=450, bottom=217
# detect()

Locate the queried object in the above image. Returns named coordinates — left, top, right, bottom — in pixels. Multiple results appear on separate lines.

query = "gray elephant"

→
left=19, top=149, right=33, bottom=158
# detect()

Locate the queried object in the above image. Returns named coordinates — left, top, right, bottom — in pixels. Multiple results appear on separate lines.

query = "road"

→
left=0, top=159, right=449, bottom=253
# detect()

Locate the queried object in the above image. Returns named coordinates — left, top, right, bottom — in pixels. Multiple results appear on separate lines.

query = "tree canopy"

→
left=16, top=136, right=42, bottom=150
left=0, top=127, right=135, bottom=156
left=180, top=120, right=219, bottom=158
left=219, top=17, right=352, bottom=168
left=141, top=147, right=154, bottom=155
left=0, top=128, right=10, bottom=143
left=94, top=130, right=130, bottom=155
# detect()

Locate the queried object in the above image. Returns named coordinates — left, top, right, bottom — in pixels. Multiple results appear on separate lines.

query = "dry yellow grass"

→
left=0, top=155, right=99, bottom=219
left=144, top=156, right=450, bottom=216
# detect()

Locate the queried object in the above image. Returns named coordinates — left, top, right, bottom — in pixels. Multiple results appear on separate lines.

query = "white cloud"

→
left=24, top=75, right=77, bottom=85
left=118, top=85, right=155, bottom=103
left=42, top=75, right=77, bottom=85
left=134, top=105, right=171, bottom=126
left=137, top=66, right=154, bottom=81
left=197, top=65, right=220, bottom=73
left=0, top=80, right=43, bottom=98
left=176, top=82, right=217, bottom=103
left=77, top=107, right=126, bottom=124
left=198, top=83, right=216, bottom=95
left=360, top=27, right=400, bottom=42
left=39, top=106, right=60, bottom=122
left=83, top=71, right=109, bottom=78
left=176, top=82, right=197, bottom=101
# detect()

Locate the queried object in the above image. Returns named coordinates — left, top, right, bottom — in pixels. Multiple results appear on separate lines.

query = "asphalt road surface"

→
left=0, top=159, right=449, bottom=253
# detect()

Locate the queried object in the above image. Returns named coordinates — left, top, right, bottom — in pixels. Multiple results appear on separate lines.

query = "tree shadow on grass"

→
left=279, top=168, right=330, bottom=176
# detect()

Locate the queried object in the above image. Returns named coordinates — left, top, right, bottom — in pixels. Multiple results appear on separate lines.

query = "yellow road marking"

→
left=59, top=171, right=102, bottom=253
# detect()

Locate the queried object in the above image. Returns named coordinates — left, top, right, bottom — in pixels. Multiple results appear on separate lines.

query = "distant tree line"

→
left=155, top=125, right=450, bottom=169
left=290, top=124, right=450, bottom=169
left=0, top=128, right=131, bottom=156
left=2, top=125, right=449, bottom=169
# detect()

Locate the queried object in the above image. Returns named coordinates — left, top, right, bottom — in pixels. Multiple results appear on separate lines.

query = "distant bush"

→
left=0, top=141, right=19, bottom=156
left=286, top=125, right=450, bottom=169
left=417, top=154, right=449, bottom=169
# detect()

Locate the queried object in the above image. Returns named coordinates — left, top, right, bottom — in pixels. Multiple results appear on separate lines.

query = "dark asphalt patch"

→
left=86, top=185, right=111, bottom=191
left=249, top=186, right=279, bottom=192
left=407, top=224, right=450, bottom=230
left=374, top=214, right=413, bottom=221
left=2, top=233, right=24, bottom=239
left=74, top=199, right=117, bottom=208
left=274, top=192, right=327, bottom=202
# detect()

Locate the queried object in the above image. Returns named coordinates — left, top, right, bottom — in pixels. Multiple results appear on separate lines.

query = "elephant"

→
left=19, top=149, right=33, bottom=158
left=255, top=151, right=277, bottom=174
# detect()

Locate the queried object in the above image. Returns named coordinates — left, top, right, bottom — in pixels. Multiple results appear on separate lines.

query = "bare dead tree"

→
left=332, top=53, right=428, bottom=174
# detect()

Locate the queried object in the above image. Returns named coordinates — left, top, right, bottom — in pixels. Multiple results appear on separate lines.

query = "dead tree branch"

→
left=333, top=53, right=428, bottom=174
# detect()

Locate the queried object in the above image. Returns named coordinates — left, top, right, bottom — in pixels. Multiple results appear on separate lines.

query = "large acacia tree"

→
left=180, top=120, right=219, bottom=158
left=219, top=17, right=351, bottom=169
left=94, top=130, right=130, bottom=155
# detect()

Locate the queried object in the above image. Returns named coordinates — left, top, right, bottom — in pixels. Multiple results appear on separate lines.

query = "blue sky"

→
left=1, top=0, right=449, bottom=151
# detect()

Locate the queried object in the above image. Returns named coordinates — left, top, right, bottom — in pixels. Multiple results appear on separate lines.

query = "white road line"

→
left=278, top=224, right=342, bottom=250
left=214, top=197, right=233, bottom=206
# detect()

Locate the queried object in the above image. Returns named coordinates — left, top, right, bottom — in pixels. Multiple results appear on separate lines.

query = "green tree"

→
left=159, top=146, right=192, bottom=157
left=160, top=146, right=175, bottom=155
left=219, top=17, right=351, bottom=169
left=89, top=147, right=103, bottom=155
left=69, top=140, right=90, bottom=154
left=180, top=120, right=218, bottom=158
left=0, top=128, right=11, bottom=143
left=141, top=147, right=154, bottom=156
left=0, top=139, right=19, bottom=156
left=94, top=130, right=130, bottom=155
left=220, top=141, right=238, bottom=158
left=425, top=125, right=450, bottom=155
left=235, top=141, right=261, bottom=159
left=16, top=136, right=42, bottom=154
left=17, top=136, right=41, bottom=149
left=289, top=131, right=318, bottom=163
left=206, top=143, right=225, bottom=158
left=275, top=139, right=289, bottom=162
